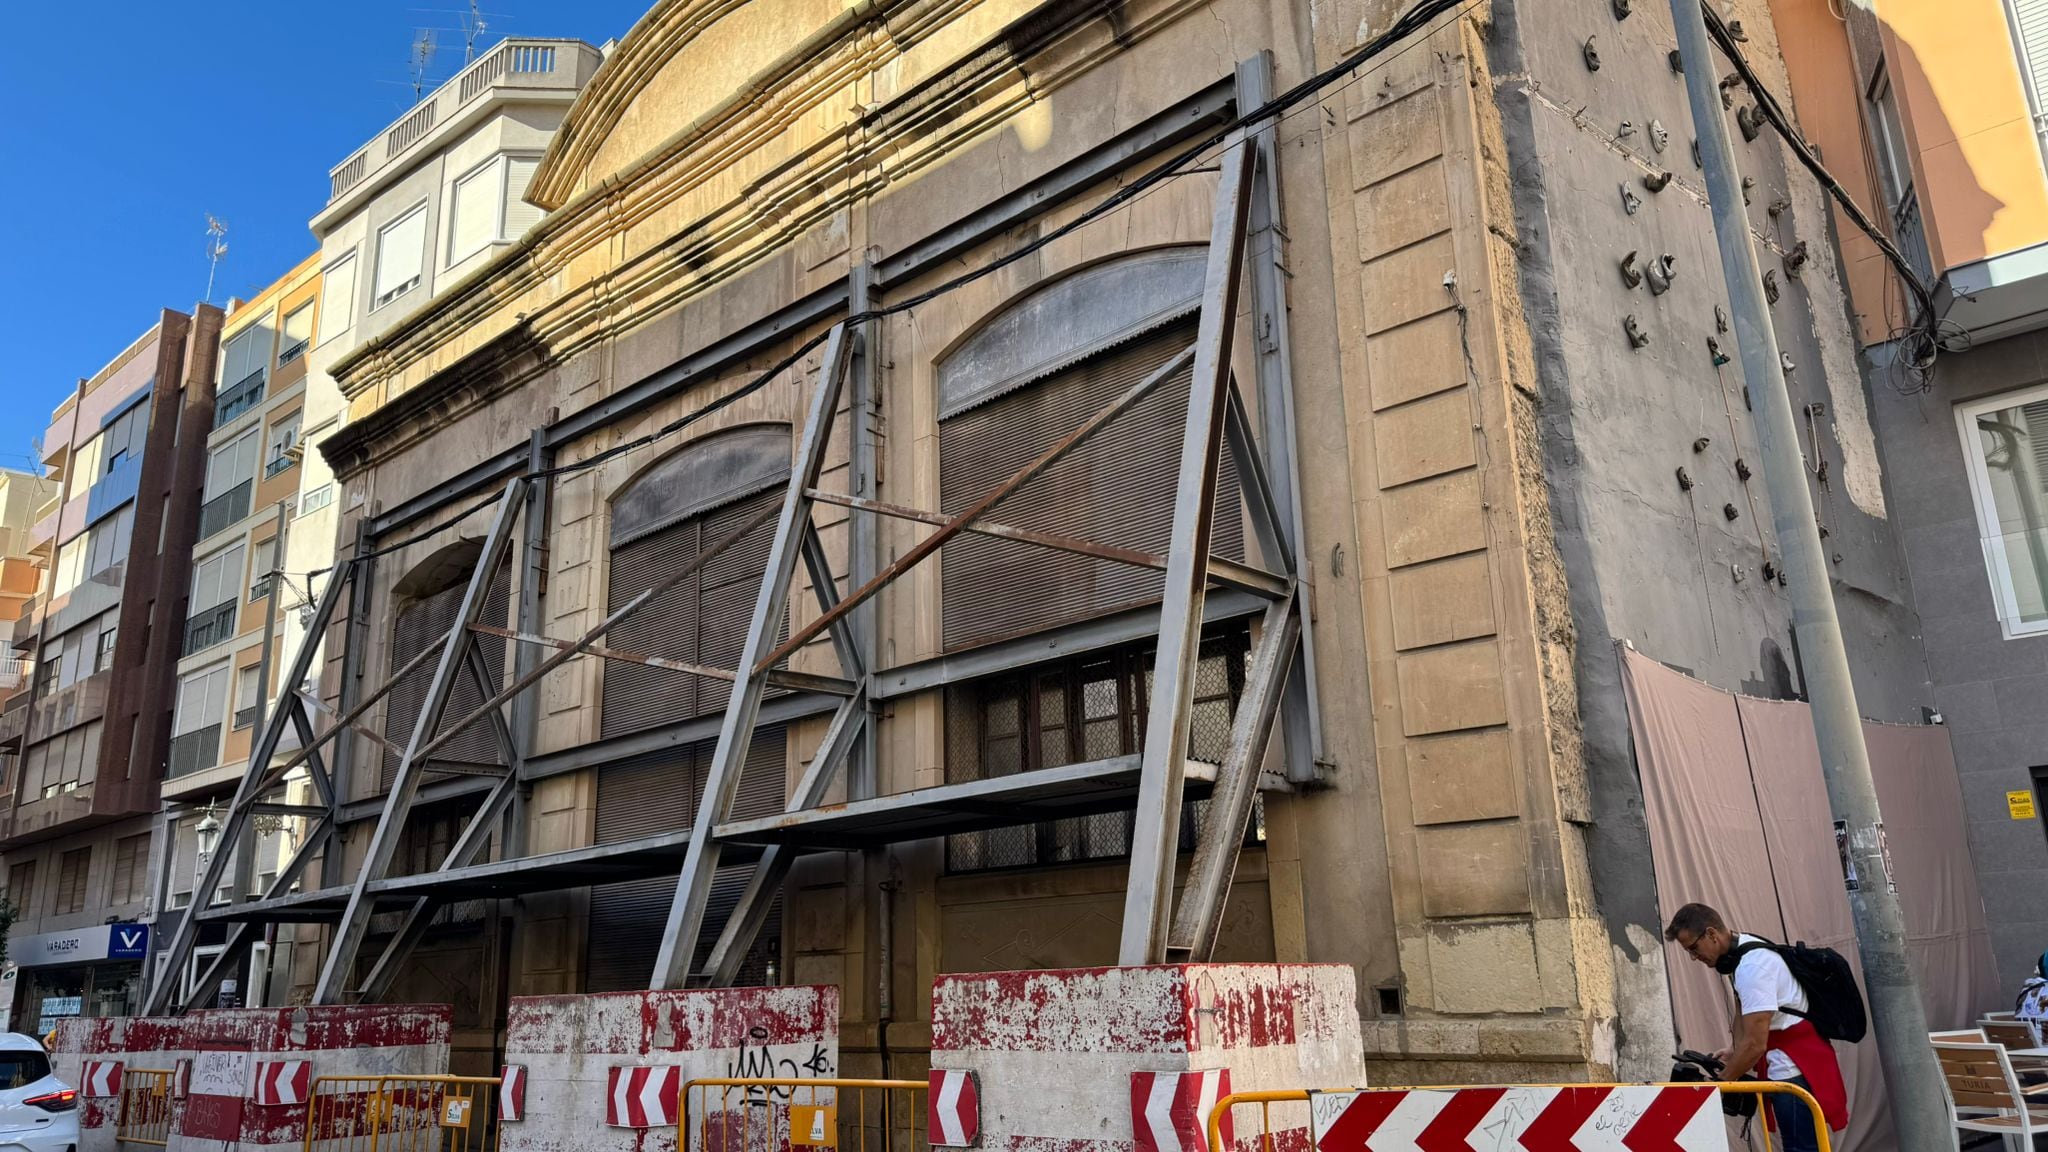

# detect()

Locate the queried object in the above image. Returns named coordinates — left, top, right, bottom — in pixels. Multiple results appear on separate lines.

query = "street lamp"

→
left=193, top=805, right=222, bottom=891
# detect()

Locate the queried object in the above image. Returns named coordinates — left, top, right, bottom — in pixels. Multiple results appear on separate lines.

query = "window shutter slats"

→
left=504, top=157, right=543, bottom=240
left=380, top=566, right=511, bottom=789
left=449, top=161, right=499, bottom=264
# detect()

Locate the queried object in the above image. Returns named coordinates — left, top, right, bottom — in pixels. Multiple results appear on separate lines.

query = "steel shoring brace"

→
left=312, top=478, right=528, bottom=1003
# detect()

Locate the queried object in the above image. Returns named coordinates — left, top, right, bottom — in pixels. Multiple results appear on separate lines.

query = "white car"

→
left=0, top=1033, right=77, bottom=1152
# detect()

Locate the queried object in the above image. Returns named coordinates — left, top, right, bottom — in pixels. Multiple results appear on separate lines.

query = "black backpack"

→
left=1726, top=937, right=1869, bottom=1044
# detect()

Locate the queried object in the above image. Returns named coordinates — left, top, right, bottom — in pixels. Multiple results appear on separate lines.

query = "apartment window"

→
left=505, top=156, right=543, bottom=239
left=110, top=833, right=149, bottom=906
left=320, top=251, right=358, bottom=344
left=278, top=304, right=314, bottom=365
left=249, top=538, right=277, bottom=601
left=72, top=434, right=104, bottom=485
left=190, top=543, right=246, bottom=613
left=216, top=324, right=273, bottom=427
left=170, top=664, right=230, bottom=777
left=373, top=204, right=429, bottom=309
left=52, top=535, right=86, bottom=598
left=206, top=432, right=260, bottom=500
left=1868, top=68, right=1914, bottom=217
left=53, top=847, right=89, bottom=915
left=234, top=665, right=261, bottom=730
left=100, top=398, right=149, bottom=473
left=1958, top=383, right=2048, bottom=637
left=5, top=861, right=34, bottom=915
left=84, top=506, right=133, bottom=578
left=25, top=723, right=98, bottom=800
left=447, top=158, right=503, bottom=266
left=264, top=412, right=302, bottom=479
left=297, top=483, right=335, bottom=517
left=94, top=618, right=118, bottom=672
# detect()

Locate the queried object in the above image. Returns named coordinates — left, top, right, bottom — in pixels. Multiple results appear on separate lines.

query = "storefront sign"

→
left=10, top=923, right=149, bottom=967
left=39, top=996, right=81, bottom=1017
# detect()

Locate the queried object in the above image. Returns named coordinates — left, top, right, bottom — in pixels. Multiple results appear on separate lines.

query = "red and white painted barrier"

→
left=252, top=1061, right=312, bottom=1107
left=81, top=1061, right=123, bottom=1099
left=173, top=1060, right=192, bottom=1099
left=500, top=1065, right=527, bottom=1122
left=501, top=986, right=839, bottom=1152
left=1134, top=1069, right=1231, bottom=1152
left=931, top=965, right=1363, bottom=1152
left=605, top=1066, right=682, bottom=1128
left=928, top=1070, right=979, bottom=1147
left=1309, top=1087, right=1722, bottom=1152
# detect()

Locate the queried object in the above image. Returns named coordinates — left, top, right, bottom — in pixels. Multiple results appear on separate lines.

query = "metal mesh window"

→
left=587, top=731, right=786, bottom=991
left=943, top=627, right=1254, bottom=872
left=379, top=565, right=512, bottom=791
left=936, top=322, right=1245, bottom=652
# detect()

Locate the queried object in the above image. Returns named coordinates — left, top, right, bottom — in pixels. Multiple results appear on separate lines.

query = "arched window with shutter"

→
left=935, top=248, right=1254, bottom=871
left=586, top=424, right=792, bottom=991
left=381, top=541, right=512, bottom=795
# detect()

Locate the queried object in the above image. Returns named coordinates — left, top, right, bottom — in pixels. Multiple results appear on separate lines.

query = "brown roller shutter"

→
left=587, top=729, right=787, bottom=992
left=381, top=566, right=511, bottom=790
left=937, top=323, right=1245, bottom=651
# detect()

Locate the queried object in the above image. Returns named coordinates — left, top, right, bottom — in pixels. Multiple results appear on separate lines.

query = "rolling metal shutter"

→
left=586, top=730, right=786, bottom=992
left=937, top=323, right=1246, bottom=651
left=381, top=566, right=512, bottom=790
left=602, top=488, right=783, bottom=738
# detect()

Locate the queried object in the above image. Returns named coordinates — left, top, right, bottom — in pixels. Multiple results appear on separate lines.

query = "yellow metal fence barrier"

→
left=1206, top=1082, right=1833, bottom=1152
left=305, top=1075, right=503, bottom=1152
left=682, top=1078, right=928, bottom=1152
left=115, top=1068, right=176, bottom=1146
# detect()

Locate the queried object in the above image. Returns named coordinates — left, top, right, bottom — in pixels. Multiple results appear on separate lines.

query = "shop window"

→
left=1957, top=384, right=2048, bottom=636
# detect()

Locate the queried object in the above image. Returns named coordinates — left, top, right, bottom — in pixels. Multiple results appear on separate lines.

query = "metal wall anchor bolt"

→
left=1727, top=18, right=1749, bottom=40
left=1693, top=436, right=1712, bottom=452
left=1670, top=49, right=1684, bottom=73
left=1650, top=119, right=1669, bottom=152
left=1720, top=73, right=1742, bottom=108
left=1715, top=304, right=1729, bottom=333
left=1783, top=240, right=1810, bottom=277
left=1619, top=120, right=1636, bottom=138
left=1762, top=268, right=1780, bottom=304
left=1584, top=36, right=1601, bottom=71
left=1643, top=169, right=1673, bottom=193
left=1818, top=522, right=1830, bottom=538
left=1646, top=253, right=1677, bottom=295
left=1742, top=175, right=1755, bottom=204
left=1621, top=184, right=1643, bottom=214
left=1780, top=350, right=1796, bottom=373
left=1708, top=336, right=1730, bottom=366
left=1613, top=0, right=1632, bottom=17
left=1737, top=105, right=1763, bottom=142
left=1768, top=196, right=1791, bottom=217
left=1723, top=503, right=1741, bottom=521
left=1762, top=560, right=1779, bottom=582
left=1735, top=458, right=1752, bottom=481
left=1625, top=315, right=1651, bottom=348
left=1676, top=467, right=1694, bottom=491
left=1620, top=250, right=1644, bottom=288
left=1732, top=564, right=1748, bottom=583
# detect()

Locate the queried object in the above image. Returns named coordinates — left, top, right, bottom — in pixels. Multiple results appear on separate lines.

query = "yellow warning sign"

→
left=441, top=1098, right=471, bottom=1129
left=790, top=1104, right=837, bottom=1147
left=2010, top=790, right=2037, bottom=820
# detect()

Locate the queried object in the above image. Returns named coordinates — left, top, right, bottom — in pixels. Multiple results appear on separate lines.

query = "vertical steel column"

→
left=141, top=561, right=351, bottom=1014
left=328, top=521, right=376, bottom=888
left=1118, top=136, right=1256, bottom=966
left=1236, top=54, right=1324, bottom=786
left=509, top=429, right=552, bottom=859
left=848, top=273, right=882, bottom=802
left=312, top=479, right=527, bottom=1003
left=651, top=323, right=854, bottom=990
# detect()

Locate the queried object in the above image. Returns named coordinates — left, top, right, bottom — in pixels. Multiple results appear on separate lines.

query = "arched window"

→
left=586, top=424, right=792, bottom=991
left=934, top=249, right=1253, bottom=872
left=381, top=540, right=511, bottom=793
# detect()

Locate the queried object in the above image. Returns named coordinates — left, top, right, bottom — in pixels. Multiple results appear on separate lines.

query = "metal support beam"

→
left=1237, top=53, right=1325, bottom=786
left=144, top=561, right=351, bottom=1014
left=471, top=623, right=856, bottom=696
left=177, top=809, right=334, bottom=1011
left=314, top=479, right=527, bottom=1004
left=1168, top=593, right=1298, bottom=958
left=1119, top=133, right=1254, bottom=966
left=653, top=322, right=856, bottom=989
left=510, top=428, right=553, bottom=859
left=847, top=265, right=882, bottom=801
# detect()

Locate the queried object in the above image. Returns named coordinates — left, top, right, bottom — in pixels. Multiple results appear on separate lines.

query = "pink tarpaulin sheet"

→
left=1620, top=648, right=1999, bottom=1152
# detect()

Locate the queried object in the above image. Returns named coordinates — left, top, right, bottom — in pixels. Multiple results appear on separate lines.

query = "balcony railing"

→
left=264, top=454, right=295, bottom=480
left=233, top=704, right=260, bottom=730
left=277, top=338, right=308, bottom=367
left=167, top=724, right=222, bottom=779
left=181, top=600, right=238, bottom=657
left=0, top=658, right=30, bottom=692
left=214, top=370, right=266, bottom=428
left=198, top=479, right=252, bottom=541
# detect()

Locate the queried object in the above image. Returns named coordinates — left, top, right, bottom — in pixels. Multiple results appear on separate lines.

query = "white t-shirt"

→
left=1731, top=934, right=1810, bottom=1081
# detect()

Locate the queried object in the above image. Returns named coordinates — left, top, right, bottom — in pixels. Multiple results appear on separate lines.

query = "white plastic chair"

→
left=1931, top=1040, right=2048, bottom=1152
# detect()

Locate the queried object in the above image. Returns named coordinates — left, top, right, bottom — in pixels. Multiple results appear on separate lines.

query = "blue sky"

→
left=0, top=1, right=651, bottom=474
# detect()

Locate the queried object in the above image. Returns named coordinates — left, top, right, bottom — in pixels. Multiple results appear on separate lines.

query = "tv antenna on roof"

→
left=202, top=215, right=228, bottom=304
left=409, top=28, right=438, bottom=96
left=460, top=0, right=489, bottom=64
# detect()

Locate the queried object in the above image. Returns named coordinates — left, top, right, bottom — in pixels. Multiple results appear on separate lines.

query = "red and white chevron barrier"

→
left=1310, top=1086, right=1721, bottom=1152
left=605, top=1066, right=681, bottom=1128
left=929, top=1070, right=980, bottom=1147
left=500, top=1065, right=526, bottom=1122
left=81, top=1061, right=123, bottom=1099
left=252, top=1060, right=313, bottom=1107
left=1133, top=1070, right=1232, bottom=1152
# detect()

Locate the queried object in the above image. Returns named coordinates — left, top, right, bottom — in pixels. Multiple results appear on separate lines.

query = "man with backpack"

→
left=1665, top=903, right=1853, bottom=1151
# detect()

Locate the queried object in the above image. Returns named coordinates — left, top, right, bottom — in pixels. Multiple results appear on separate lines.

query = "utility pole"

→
left=1667, top=2, right=1945, bottom=1146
